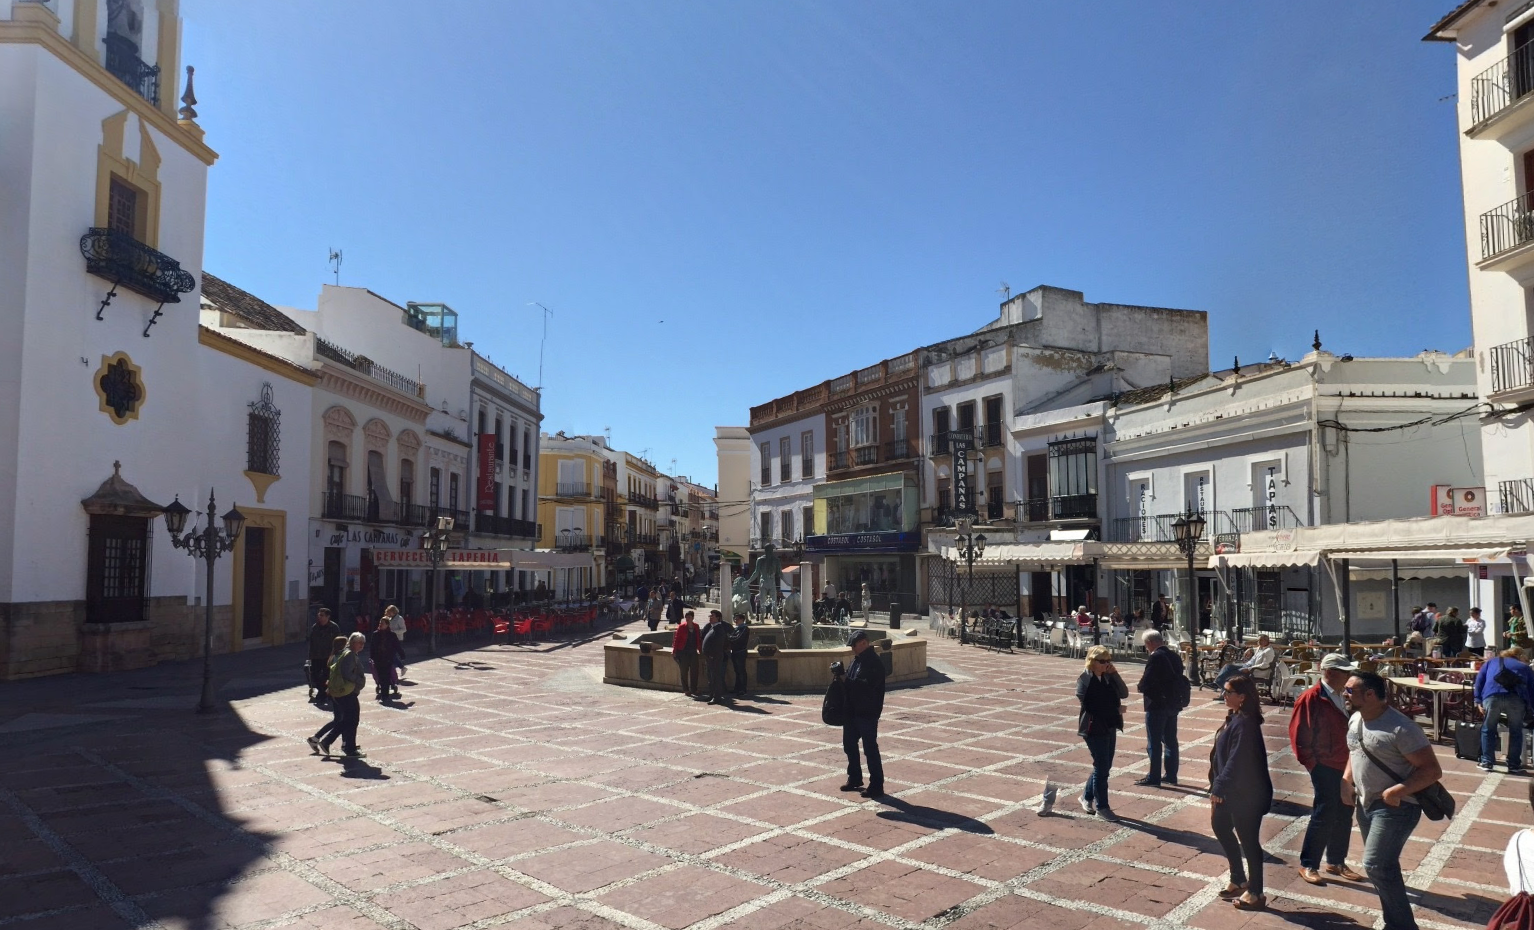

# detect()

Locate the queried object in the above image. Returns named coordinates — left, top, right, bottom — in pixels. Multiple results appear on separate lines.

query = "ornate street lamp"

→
left=423, top=514, right=454, bottom=654
left=1171, top=509, right=1207, bottom=686
left=163, top=491, right=245, bottom=713
left=954, top=516, right=987, bottom=645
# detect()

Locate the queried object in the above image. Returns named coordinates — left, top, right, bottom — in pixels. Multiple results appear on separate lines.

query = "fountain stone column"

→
left=800, top=560, right=814, bottom=648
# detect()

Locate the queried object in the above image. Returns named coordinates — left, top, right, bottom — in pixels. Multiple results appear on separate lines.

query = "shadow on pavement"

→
left=875, top=796, right=995, bottom=834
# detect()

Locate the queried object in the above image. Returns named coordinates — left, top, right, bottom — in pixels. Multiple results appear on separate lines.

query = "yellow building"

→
left=538, top=433, right=607, bottom=587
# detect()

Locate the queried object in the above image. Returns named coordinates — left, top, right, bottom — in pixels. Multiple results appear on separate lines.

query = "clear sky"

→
left=184, top=1, right=1468, bottom=487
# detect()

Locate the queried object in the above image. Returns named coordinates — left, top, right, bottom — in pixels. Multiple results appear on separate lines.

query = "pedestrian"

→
left=306, top=608, right=338, bottom=705
left=1210, top=673, right=1273, bottom=911
left=1076, top=644, right=1129, bottom=820
left=1474, top=647, right=1534, bottom=774
left=834, top=591, right=852, bottom=624
left=326, top=632, right=368, bottom=758
left=1343, top=670, right=1444, bottom=930
left=671, top=610, right=701, bottom=696
left=1135, top=629, right=1184, bottom=787
left=307, top=636, right=347, bottom=755
left=1510, top=604, right=1529, bottom=650
left=701, top=609, right=729, bottom=704
left=665, top=593, right=684, bottom=628
left=837, top=629, right=886, bottom=798
left=385, top=602, right=407, bottom=653
left=1504, top=780, right=1534, bottom=893
left=1290, top=653, right=1365, bottom=886
left=728, top=612, right=750, bottom=695
left=1150, top=596, right=1168, bottom=632
left=1435, top=607, right=1467, bottom=657
left=369, top=617, right=403, bottom=701
left=860, top=581, right=872, bottom=623
left=1467, top=607, right=1488, bottom=656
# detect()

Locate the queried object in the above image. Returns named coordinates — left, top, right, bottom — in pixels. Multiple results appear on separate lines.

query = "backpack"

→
left=822, top=677, right=846, bottom=727
left=1174, top=669, right=1192, bottom=710
left=327, top=653, right=356, bottom=698
left=1496, top=658, right=1524, bottom=695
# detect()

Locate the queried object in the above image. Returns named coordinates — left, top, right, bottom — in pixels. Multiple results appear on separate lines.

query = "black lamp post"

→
left=1171, top=510, right=1207, bottom=686
left=162, top=491, right=245, bottom=713
left=954, top=516, right=987, bottom=645
left=423, top=514, right=454, bottom=655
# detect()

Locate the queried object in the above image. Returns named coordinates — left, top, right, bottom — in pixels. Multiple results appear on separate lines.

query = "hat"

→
left=847, top=630, right=869, bottom=646
left=1318, top=653, right=1355, bottom=672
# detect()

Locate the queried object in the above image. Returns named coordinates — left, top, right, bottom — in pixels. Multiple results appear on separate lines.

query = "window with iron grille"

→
left=429, top=467, right=441, bottom=508
left=246, top=383, right=280, bottom=476
left=801, top=431, right=814, bottom=479
left=780, top=437, right=791, bottom=482
left=108, top=177, right=139, bottom=238
left=760, top=442, right=772, bottom=485
left=86, top=514, right=152, bottom=623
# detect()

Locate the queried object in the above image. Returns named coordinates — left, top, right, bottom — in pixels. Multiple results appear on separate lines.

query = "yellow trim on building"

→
left=93, top=351, right=145, bottom=425
left=230, top=506, right=287, bottom=648
left=95, top=111, right=162, bottom=247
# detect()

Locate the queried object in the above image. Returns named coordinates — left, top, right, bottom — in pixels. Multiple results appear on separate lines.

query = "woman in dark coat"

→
left=369, top=617, right=402, bottom=701
left=1210, top=673, right=1274, bottom=911
left=1076, top=645, right=1129, bottom=820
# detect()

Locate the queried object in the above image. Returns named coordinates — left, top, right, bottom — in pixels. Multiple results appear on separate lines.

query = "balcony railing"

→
left=80, top=227, right=196, bottom=306
left=983, top=422, right=1003, bottom=447
left=555, top=533, right=597, bottom=552
left=1480, top=192, right=1534, bottom=261
left=555, top=482, right=592, bottom=497
left=929, top=432, right=951, bottom=456
left=630, top=493, right=659, bottom=510
left=323, top=491, right=370, bottom=523
left=829, top=451, right=850, bottom=472
left=1470, top=40, right=1534, bottom=127
left=315, top=337, right=424, bottom=398
left=1051, top=494, right=1098, bottom=520
left=1502, top=479, right=1534, bottom=515
left=475, top=513, right=538, bottom=537
left=853, top=445, right=878, bottom=466
left=103, top=33, right=159, bottom=105
left=885, top=439, right=915, bottom=461
left=1110, top=511, right=1223, bottom=543
left=986, top=497, right=1005, bottom=521
left=1491, top=336, right=1534, bottom=395
left=1227, top=505, right=1304, bottom=533
left=631, top=533, right=660, bottom=547
left=398, top=502, right=433, bottom=527
left=1020, top=498, right=1049, bottom=523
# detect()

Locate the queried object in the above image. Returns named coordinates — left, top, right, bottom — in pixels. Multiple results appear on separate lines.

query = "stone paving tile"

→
left=443, top=816, right=588, bottom=860
left=138, top=869, right=333, bottom=928
left=594, top=863, right=767, bottom=928
left=716, top=831, right=868, bottom=883
left=371, top=869, right=549, bottom=929
left=627, top=811, right=767, bottom=855
left=819, top=857, right=990, bottom=922
left=511, top=838, right=671, bottom=893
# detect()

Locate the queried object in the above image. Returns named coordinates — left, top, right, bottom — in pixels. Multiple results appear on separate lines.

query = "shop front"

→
left=807, top=473, right=920, bottom=612
left=309, top=521, right=422, bottom=628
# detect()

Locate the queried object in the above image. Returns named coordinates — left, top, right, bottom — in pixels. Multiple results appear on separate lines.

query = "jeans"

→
left=1357, top=800, right=1422, bottom=930
left=332, top=692, right=361, bottom=753
left=1300, top=763, right=1353, bottom=870
left=1214, top=664, right=1244, bottom=691
left=1211, top=800, right=1266, bottom=895
left=844, top=716, right=883, bottom=788
left=1144, top=708, right=1179, bottom=783
left=1483, top=692, right=1526, bottom=769
left=730, top=653, right=748, bottom=693
left=1082, top=730, right=1116, bottom=810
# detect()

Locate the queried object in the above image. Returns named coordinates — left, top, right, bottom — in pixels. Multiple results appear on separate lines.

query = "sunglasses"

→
left=1223, top=688, right=1239, bottom=695
left=1092, top=658, right=1110, bottom=664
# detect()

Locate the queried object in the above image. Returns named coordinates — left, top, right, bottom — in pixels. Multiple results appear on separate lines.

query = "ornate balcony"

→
left=103, top=33, right=159, bottom=106
left=80, top=227, right=196, bottom=305
left=555, top=532, right=596, bottom=552
left=1469, top=40, right=1534, bottom=137
left=630, top=493, right=659, bottom=510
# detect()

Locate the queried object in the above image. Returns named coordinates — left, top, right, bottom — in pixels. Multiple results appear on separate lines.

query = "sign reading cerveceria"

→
left=370, top=549, right=513, bottom=569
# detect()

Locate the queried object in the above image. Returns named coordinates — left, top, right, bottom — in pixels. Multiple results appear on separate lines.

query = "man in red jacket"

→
left=1289, top=653, right=1365, bottom=886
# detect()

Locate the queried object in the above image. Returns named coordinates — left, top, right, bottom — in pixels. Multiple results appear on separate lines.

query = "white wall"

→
left=748, top=412, right=822, bottom=541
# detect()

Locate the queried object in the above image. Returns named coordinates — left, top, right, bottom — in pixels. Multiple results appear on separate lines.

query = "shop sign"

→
left=1432, top=484, right=1486, bottom=517
left=371, top=548, right=512, bottom=569
left=326, top=526, right=417, bottom=549
left=805, top=531, right=919, bottom=552
left=477, top=433, right=496, bottom=510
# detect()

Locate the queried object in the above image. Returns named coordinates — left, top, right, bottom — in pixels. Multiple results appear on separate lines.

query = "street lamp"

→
left=423, top=514, right=454, bottom=655
left=162, top=491, right=245, bottom=713
left=1171, top=510, right=1207, bottom=686
left=954, top=516, right=986, bottom=645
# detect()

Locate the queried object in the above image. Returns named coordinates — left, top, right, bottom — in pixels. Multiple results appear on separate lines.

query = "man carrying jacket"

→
left=701, top=610, right=730, bottom=704
left=1134, top=629, right=1184, bottom=787
left=1290, top=653, right=1363, bottom=885
left=1473, top=647, right=1534, bottom=773
left=306, top=608, right=337, bottom=705
left=838, top=630, right=886, bottom=799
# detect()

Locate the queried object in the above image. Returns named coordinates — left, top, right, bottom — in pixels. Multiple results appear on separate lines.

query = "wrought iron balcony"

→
left=556, top=532, right=596, bottom=552
left=1019, top=498, right=1049, bottom=523
left=398, top=502, right=433, bottom=527
left=929, top=431, right=951, bottom=456
left=829, top=451, right=850, bottom=472
left=80, top=227, right=196, bottom=305
left=1501, top=479, right=1534, bottom=515
left=322, top=491, right=369, bottom=523
left=853, top=445, right=878, bottom=466
left=630, top=493, right=659, bottom=510
left=1228, top=505, right=1304, bottom=533
left=555, top=482, right=592, bottom=498
left=986, top=497, right=1005, bottom=521
left=1051, top=494, right=1098, bottom=520
left=1491, top=336, right=1534, bottom=395
left=885, top=439, right=915, bottom=461
left=1470, top=40, right=1534, bottom=128
left=474, top=513, right=537, bottom=537
left=315, top=337, right=423, bottom=398
left=983, top=422, right=1003, bottom=447
left=1111, top=511, right=1223, bottom=543
left=1480, top=193, right=1534, bottom=261
left=103, top=33, right=159, bottom=105
left=631, top=532, right=660, bottom=547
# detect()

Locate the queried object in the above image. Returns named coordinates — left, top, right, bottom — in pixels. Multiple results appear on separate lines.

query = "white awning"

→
left=932, top=541, right=1085, bottom=566
left=1207, top=512, right=1534, bottom=570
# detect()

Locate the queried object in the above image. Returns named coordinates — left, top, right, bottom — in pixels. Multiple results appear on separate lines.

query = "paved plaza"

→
left=0, top=627, right=1522, bottom=930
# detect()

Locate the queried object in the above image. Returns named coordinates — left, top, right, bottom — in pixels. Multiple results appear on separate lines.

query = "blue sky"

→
left=185, top=1, right=1468, bottom=487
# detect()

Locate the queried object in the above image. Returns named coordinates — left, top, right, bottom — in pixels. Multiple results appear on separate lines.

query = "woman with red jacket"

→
left=1288, top=653, right=1364, bottom=886
left=671, top=610, right=702, bottom=697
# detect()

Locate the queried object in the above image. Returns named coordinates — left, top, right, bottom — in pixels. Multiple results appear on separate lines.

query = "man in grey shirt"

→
left=1342, top=670, right=1442, bottom=930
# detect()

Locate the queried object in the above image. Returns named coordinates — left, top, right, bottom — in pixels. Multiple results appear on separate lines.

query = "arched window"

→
left=246, top=384, right=280, bottom=476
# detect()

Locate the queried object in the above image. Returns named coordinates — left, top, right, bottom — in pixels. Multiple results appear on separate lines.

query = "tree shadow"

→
left=874, top=795, right=995, bottom=835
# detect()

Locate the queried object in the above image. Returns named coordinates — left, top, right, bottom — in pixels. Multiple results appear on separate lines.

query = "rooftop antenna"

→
left=997, top=281, right=1011, bottom=301
left=603, top=426, right=612, bottom=444
left=328, top=248, right=342, bottom=285
left=528, top=302, right=553, bottom=390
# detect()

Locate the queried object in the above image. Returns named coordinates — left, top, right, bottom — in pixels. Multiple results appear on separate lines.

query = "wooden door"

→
left=242, top=527, right=267, bottom=640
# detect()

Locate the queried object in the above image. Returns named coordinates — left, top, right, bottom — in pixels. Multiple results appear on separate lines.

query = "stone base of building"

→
left=0, top=596, right=309, bottom=680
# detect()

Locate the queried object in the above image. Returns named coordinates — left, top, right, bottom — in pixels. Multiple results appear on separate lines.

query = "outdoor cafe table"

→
left=1386, top=676, right=1469, bottom=742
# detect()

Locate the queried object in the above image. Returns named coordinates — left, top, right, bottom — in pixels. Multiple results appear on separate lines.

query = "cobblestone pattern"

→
left=0, top=634, right=1517, bottom=930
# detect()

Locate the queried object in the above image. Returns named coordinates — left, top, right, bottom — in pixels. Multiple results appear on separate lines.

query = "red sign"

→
left=477, top=433, right=496, bottom=510
left=371, top=549, right=513, bottom=569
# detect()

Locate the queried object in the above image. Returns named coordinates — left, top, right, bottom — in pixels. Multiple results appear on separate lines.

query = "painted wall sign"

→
left=370, top=548, right=513, bottom=570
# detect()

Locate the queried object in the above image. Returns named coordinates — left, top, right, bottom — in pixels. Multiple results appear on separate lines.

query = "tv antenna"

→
left=997, top=281, right=1010, bottom=301
left=328, top=248, right=342, bottom=285
left=528, top=302, right=553, bottom=390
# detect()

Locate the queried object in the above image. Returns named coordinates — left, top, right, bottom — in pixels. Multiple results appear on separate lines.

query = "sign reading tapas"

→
left=369, top=549, right=513, bottom=569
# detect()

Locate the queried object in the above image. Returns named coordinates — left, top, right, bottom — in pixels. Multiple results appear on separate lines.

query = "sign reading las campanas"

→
left=370, top=549, right=513, bottom=569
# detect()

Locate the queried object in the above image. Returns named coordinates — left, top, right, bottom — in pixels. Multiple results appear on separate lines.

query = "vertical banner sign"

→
left=476, top=434, right=496, bottom=510
left=952, top=429, right=975, bottom=516
left=1265, top=470, right=1279, bottom=528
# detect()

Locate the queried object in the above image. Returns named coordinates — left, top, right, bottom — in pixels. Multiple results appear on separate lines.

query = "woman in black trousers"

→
left=1076, top=645, right=1129, bottom=820
left=1210, top=673, right=1274, bottom=911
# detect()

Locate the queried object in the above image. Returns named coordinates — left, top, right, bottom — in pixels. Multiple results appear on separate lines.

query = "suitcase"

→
left=1455, top=719, right=1496, bottom=760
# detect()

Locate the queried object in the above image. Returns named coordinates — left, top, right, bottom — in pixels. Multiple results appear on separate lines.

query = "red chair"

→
left=512, top=617, right=533, bottom=642
left=492, top=618, right=510, bottom=644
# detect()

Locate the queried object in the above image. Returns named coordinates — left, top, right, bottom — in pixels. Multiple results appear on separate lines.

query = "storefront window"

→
left=812, top=473, right=917, bottom=536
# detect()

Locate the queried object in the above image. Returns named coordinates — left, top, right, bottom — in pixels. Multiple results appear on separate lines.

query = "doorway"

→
left=1030, top=571, right=1052, bottom=620
left=242, top=526, right=267, bottom=641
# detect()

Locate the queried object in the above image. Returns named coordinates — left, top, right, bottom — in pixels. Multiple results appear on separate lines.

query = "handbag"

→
left=1353, top=720, right=1455, bottom=821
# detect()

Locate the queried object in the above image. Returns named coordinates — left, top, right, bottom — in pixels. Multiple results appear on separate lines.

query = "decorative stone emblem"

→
left=94, top=352, right=145, bottom=425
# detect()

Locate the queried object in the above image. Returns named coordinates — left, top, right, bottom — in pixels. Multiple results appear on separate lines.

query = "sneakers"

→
left=306, top=737, right=321, bottom=755
left=1132, top=777, right=1161, bottom=787
left=1096, top=807, right=1119, bottom=821
left=1511, top=766, right=1529, bottom=776
left=1079, top=796, right=1095, bottom=815
left=318, top=741, right=333, bottom=758
left=840, top=783, right=865, bottom=792
left=1479, top=760, right=1495, bottom=771
left=343, top=749, right=367, bottom=759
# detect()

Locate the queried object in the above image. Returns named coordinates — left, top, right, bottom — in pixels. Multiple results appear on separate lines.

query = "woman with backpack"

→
left=1076, top=645, right=1129, bottom=821
left=1210, top=674, right=1274, bottom=911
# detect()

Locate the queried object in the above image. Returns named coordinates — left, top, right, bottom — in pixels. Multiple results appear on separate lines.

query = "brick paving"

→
left=0, top=629, right=1520, bottom=929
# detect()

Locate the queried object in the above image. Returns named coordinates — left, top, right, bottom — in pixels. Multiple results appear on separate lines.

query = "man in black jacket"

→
left=839, top=630, right=887, bottom=798
left=307, top=608, right=338, bottom=705
left=701, top=610, right=730, bottom=704
left=728, top=613, right=751, bottom=695
left=1134, top=629, right=1184, bottom=787
left=665, top=594, right=685, bottom=628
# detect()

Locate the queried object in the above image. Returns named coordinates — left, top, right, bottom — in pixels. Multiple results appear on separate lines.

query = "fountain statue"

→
left=742, top=543, right=786, bottom=616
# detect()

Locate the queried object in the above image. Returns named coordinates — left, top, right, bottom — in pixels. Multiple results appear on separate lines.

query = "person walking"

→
left=307, top=636, right=347, bottom=754
left=329, top=632, right=368, bottom=758
left=1076, top=645, right=1129, bottom=820
left=369, top=617, right=403, bottom=701
left=1210, top=674, right=1274, bottom=911
left=728, top=613, right=750, bottom=695
left=1343, top=670, right=1444, bottom=930
left=1474, top=647, right=1534, bottom=774
left=701, top=609, right=730, bottom=704
left=1290, top=653, right=1364, bottom=886
left=1467, top=607, right=1488, bottom=656
left=1150, top=595, right=1168, bottom=633
left=1135, top=629, right=1184, bottom=787
left=385, top=602, right=407, bottom=651
left=838, top=630, right=886, bottom=799
left=665, top=593, right=684, bottom=628
left=671, top=610, right=701, bottom=696
left=306, top=608, right=338, bottom=705
left=1435, top=607, right=1467, bottom=657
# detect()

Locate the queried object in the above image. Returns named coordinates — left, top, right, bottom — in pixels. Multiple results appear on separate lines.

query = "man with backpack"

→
left=1474, top=648, right=1534, bottom=774
left=837, top=630, right=886, bottom=799
left=1290, top=653, right=1364, bottom=886
left=1134, top=629, right=1187, bottom=787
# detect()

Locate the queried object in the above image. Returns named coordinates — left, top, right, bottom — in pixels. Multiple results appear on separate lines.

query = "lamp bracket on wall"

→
left=95, top=282, right=120, bottom=321
left=143, top=303, right=165, bottom=337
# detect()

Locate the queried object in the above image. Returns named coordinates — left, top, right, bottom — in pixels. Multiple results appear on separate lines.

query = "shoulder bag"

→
left=1353, top=719, right=1455, bottom=821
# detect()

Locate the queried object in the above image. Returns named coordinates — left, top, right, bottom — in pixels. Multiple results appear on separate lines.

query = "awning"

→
left=1206, top=548, right=1511, bottom=570
left=1207, top=511, right=1534, bottom=570
left=931, top=541, right=1084, bottom=567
